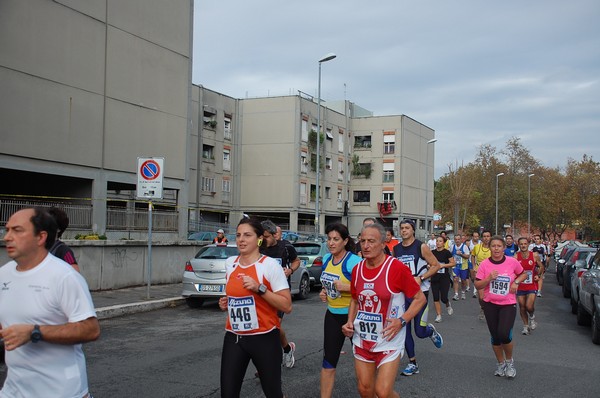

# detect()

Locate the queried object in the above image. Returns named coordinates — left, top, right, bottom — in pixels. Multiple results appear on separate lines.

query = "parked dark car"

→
left=292, top=240, right=330, bottom=288
left=557, top=242, right=587, bottom=285
left=576, top=250, right=600, bottom=344
left=562, top=247, right=596, bottom=298
left=570, top=252, right=596, bottom=313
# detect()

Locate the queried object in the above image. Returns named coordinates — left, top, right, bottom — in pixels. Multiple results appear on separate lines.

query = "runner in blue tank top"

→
left=392, top=219, right=444, bottom=376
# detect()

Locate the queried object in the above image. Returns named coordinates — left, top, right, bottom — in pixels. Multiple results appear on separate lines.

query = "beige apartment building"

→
left=0, top=0, right=436, bottom=240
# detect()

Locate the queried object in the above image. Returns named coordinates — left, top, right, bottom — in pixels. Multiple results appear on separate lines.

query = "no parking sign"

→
left=137, top=157, right=164, bottom=199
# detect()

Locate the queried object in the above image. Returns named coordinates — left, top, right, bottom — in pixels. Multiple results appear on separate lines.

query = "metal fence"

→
left=0, top=198, right=178, bottom=232
left=0, top=198, right=92, bottom=228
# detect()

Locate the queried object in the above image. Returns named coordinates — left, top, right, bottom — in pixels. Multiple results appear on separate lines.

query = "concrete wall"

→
left=0, top=241, right=202, bottom=291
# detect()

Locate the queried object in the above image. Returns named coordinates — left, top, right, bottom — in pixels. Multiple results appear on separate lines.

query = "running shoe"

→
left=447, top=305, right=454, bottom=316
left=478, top=309, right=485, bottom=320
left=521, top=325, right=529, bottom=335
left=429, top=324, right=443, bottom=348
left=504, top=359, right=516, bottom=378
left=402, top=362, right=419, bottom=376
left=435, top=314, right=442, bottom=323
left=452, top=293, right=459, bottom=301
left=472, top=290, right=478, bottom=298
left=461, top=291, right=466, bottom=300
left=537, top=292, right=542, bottom=298
left=283, top=342, right=296, bottom=368
left=529, top=316, right=537, bottom=331
left=494, top=361, right=506, bottom=377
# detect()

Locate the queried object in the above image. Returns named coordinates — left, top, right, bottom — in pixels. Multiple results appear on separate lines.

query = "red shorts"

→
left=353, top=345, right=401, bottom=368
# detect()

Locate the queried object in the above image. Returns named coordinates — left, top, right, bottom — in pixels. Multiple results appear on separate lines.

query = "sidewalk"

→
left=92, top=283, right=185, bottom=320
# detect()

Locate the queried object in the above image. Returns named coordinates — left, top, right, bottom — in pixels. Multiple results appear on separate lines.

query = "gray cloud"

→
left=192, top=0, right=600, bottom=178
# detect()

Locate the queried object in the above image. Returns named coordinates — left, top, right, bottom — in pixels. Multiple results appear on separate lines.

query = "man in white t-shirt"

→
left=0, top=208, right=100, bottom=398
left=427, top=233, right=437, bottom=251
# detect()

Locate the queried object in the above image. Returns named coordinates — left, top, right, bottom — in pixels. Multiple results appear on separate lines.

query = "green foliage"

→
left=434, top=137, right=600, bottom=240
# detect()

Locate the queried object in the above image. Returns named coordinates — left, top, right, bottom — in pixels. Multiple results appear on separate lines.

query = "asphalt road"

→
left=3, top=264, right=600, bottom=397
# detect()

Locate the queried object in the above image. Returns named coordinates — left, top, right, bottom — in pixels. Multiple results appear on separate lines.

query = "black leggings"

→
left=482, top=301, right=517, bottom=345
left=322, top=310, right=349, bottom=369
left=430, top=274, right=450, bottom=304
left=221, top=329, right=283, bottom=398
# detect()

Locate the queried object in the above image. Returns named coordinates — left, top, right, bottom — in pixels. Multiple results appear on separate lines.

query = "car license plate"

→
left=197, top=284, right=224, bottom=292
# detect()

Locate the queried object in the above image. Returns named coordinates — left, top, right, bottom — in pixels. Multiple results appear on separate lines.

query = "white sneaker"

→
left=447, top=305, right=454, bottom=315
left=478, top=309, right=485, bottom=320
left=529, top=316, right=537, bottom=331
left=452, top=293, right=459, bottom=301
left=504, top=359, right=516, bottom=378
left=494, top=361, right=506, bottom=377
left=537, top=292, right=542, bottom=297
left=283, top=342, right=296, bottom=368
left=435, top=314, right=442, bottom=323
left=522, top=325, right=529, bottom=335
left=461, top=291, right=466, bottom=300
left=472, top=290, right=478, bottom=298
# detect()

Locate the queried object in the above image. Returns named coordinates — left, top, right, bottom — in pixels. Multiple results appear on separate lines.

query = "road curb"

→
left=95, top=297, right=186, bottom=320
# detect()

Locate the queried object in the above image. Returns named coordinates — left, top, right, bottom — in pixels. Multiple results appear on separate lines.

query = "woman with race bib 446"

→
left=475, top=235, right=527, bottom=379
left=218, top=218, right=292, bottom=398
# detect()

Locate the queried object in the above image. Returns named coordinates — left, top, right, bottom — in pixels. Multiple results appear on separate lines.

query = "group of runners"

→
left=217, top=216, right=548, bottom=397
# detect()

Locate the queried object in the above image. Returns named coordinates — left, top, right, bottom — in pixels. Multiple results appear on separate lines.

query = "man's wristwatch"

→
left=419, top=276, right=425, bottom=282
left=399, top=316, right=407, bottom=327
left=257, top=283, right=268, bottom=295
left=31, top=325, right=43, bottom=343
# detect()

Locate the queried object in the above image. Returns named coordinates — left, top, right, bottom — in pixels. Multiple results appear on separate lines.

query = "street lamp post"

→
left=528, top=173, right=535, bottom=238
left=495, top=172, right=504, bottom=235
left=315, top=53, right=336, bottom=238
left=425, top=138, right=437, bottom=233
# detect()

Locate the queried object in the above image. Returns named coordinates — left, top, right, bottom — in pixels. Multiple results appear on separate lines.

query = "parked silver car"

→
left=182, top=243, right=311, bottom=308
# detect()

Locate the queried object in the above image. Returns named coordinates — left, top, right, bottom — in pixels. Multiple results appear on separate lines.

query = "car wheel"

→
left=295, top=274, right=310, bottom=300
left=577, top=300, right=592, bottom=326
left=592, top=309, right=600, bottom=345
left=186, top=297, right=205, bottom=308
left=571, top=296, right=578, bottom=314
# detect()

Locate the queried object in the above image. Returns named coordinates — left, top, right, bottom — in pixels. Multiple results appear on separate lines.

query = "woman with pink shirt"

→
left=475, top=235, right=527, bottom=379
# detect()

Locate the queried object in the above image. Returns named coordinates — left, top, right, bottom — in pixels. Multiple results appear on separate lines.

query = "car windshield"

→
left=195, top=246, right=238, bottom=259
left=294, top=244, right=322, bottom=255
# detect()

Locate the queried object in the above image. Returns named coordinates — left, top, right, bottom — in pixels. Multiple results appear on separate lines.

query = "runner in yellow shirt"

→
left=471, top=230, right=492, bottom=320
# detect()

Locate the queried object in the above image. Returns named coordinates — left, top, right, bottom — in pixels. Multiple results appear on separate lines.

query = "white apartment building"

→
left=0, top=0, right=435, bottom=240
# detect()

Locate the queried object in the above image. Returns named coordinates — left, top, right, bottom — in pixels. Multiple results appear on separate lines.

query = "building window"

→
left=338, top=160, right=344, bottom=181
left=383, top=134, right=395, bottom=154
left=326, top=157, right=332, bottom=170
left=326, top=128, right=333, bottom=140
left=337, top=190, right=343, bottom=209
left=384, top=141, right=395, bottom=154
left=222, top=179, right=231, bottom=192
left=338, top=131, right=344, bottom=153
left=383, top=162, right=394, bottom=183
left=203, top=107, right=217, bottom=129
left=353, top=190, right=370, bottom=203
left=310, top=184, right=317, bottom=202
left=301, top=152, right=308, bottom=173
left=325, top=186, right=331, bottom=199
left=301, top=119, right=308, bottom=142
left=383, top=170, right=394, bottom=183
left=223, top=149, right=231, bottom=171
left=202, top=177, right=215, bottom=193
left=202, top=144, right=214, bottom=160
left=354, top=135, right=372, bottom=149
left=383, top=191, right=394, bottom=202
left=300, top=182, right=307, bottom=205
left=224, top=115, right=232, bottom=140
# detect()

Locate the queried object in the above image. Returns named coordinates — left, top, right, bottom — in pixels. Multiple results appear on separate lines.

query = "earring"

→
left=257, top=238, right=263, bottom=247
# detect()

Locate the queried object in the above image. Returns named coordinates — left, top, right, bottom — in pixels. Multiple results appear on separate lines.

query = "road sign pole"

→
left=147, top=201, right=153, bottom=300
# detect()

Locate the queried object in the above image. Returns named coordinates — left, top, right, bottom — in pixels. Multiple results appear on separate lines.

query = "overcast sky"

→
left=192, top=0, right=599, bottom=179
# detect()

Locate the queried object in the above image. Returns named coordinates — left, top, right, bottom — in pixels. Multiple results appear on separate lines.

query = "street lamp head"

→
left=427, top=138, right=438, bottom=144
left=528, top=173, right=535, bottom=177
left=496, top=172, right=504, bottom=177
left=319, top=53, right=337, bottom=63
